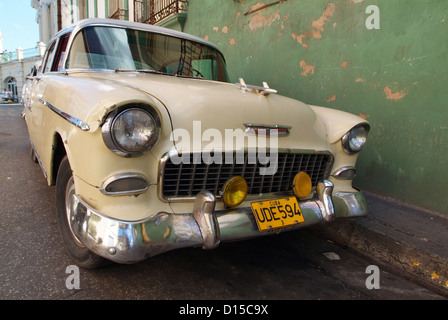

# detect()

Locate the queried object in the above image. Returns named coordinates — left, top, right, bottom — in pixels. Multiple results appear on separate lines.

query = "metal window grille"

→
left=134, top=0, right=188, bottom=25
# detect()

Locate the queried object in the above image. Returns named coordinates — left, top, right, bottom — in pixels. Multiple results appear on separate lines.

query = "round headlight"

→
left=342, top=124, right=369, bottom=155
left=102, top=106, right=160, bottom=157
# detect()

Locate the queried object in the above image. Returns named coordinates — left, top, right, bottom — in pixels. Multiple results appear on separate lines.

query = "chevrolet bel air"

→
left=23, top=19, right=369, bottom=268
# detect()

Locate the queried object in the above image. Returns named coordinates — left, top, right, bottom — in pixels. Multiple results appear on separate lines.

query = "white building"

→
left=32, top=0, right=188, bottom=45
left=31, top=0, right=136, bottom=44
left=0, top=24, right=45, bottom=102
left=0, top=47, right=44, bottom=102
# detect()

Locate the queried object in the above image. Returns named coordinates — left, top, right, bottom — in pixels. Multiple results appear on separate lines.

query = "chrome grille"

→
left=161, top=151, right=333, bottom=199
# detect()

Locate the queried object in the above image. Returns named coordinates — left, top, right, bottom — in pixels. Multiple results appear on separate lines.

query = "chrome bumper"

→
left=70, top=180, right=367, bottom=264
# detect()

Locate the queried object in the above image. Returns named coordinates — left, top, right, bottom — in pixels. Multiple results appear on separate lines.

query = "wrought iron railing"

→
left=134, top=0, right=188, bottom=25
left=109, top=8, right=128, bottom=20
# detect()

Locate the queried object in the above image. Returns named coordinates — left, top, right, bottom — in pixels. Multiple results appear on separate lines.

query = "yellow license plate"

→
left=251, top=197, right=304, bottom=231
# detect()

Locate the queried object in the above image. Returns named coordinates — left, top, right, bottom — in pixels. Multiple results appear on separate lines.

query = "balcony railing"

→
left=134, top=0, right=188, bottom=25
left=109, top=8, right=128, bottom=20
left=1, top=47, right=42, bottom=63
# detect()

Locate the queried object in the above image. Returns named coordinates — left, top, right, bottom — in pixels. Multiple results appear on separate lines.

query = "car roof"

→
left=51, top=18, right=224, bottom=55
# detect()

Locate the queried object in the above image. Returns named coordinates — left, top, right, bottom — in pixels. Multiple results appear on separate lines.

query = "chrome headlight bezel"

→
left=341, top=124, right=370, bottom=155
left=102, top=104, right=161, bottom=157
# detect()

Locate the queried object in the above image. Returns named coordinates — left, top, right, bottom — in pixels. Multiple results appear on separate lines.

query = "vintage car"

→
left=1, top=92, right=13, bottom=103
left=23, top=19, right=369, bottom=268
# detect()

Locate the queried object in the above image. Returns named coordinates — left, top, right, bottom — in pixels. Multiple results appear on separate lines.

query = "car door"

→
left=26, top=40, right=58, bottom=170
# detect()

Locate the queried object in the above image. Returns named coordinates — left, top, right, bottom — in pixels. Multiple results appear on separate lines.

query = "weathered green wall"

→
left=178, top=0, right=448, bottom=215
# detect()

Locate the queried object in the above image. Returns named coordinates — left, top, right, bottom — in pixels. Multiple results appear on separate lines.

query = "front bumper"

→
left=70, top=180, right=367, bottom=264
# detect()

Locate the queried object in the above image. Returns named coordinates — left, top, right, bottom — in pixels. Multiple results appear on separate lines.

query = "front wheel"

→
left=56, top=156, right=107, bottom=269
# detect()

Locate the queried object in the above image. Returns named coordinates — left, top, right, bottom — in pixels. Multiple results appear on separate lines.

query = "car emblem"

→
left=244, top=123, right=291, bottom=137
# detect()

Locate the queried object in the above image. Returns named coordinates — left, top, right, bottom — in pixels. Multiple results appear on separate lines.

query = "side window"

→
left=191, top=58, right=215, bottom=79
left=52, top=34, right=70, bottom=71
left=42, top=42, right=57, bottom=74
left=67, top=30, right=89, bottom=69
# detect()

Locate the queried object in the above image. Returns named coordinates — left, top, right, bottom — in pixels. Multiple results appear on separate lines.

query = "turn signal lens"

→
left=101, top=175, right=149, bottom=196
left=332, top=167, right=357, bottom=180
left=293, top=172, right=312, bottom=199
left=222, top=176, right=248, bottom=207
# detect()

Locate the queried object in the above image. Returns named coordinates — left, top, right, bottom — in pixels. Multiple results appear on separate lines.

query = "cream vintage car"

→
left=23, top=19, right=369, bottom=268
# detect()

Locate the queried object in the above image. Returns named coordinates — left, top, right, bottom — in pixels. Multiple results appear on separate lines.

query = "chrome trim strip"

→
left=158, top=150, right=177, bottom=202
left=39, top=98, right=90, bottom=131
left=244, top=123, right=291, bottom=137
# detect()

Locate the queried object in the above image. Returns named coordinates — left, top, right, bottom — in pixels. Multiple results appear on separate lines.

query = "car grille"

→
left=161, top=151, right=333, bottom=199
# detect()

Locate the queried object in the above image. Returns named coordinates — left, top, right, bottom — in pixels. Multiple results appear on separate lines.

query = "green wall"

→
left=179, top=0, right=448, bottom=215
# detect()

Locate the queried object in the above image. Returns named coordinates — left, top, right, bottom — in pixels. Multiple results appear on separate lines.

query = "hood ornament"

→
left=244, top=123, right=291, bottom=137
left=236, top=78, right=278, bottom=96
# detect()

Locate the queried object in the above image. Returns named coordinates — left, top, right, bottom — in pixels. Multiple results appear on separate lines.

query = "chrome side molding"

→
left=39, top=98, right=90, bottom=131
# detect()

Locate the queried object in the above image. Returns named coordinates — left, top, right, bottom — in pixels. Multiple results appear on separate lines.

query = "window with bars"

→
left=134, top=0, right=188, bottom=25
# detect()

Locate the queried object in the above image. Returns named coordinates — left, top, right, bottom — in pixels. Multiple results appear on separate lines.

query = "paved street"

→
left=0, top=104, right=445, bottom=304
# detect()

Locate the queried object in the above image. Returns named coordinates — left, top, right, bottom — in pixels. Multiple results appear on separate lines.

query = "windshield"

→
left=67, top=26, right=229, bottom=82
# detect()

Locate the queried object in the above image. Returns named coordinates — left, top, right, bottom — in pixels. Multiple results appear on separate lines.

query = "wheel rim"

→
left=65, top=176, right=86, bottom=248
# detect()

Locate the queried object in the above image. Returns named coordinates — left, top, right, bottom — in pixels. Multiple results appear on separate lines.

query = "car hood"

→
left=76, top=72, right=330, bottom=152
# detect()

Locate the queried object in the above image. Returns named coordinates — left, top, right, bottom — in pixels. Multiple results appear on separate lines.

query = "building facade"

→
left=31, top=0, right=189, bottom=45
left=0, top=45, right=45, bottom=102
left=31, top=0, right=135, bottom=44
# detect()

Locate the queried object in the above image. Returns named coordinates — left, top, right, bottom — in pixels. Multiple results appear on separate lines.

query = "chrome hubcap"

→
left=65, top=176, right=86, bottom=248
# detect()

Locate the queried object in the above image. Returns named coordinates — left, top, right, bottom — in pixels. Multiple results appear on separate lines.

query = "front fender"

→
left=309, top=105, right=369, bottom=144
left=42, top=73, right=172, bottom=133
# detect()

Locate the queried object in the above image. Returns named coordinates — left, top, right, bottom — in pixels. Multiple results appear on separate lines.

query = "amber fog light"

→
left=222, top=176, right=248, bottom=207
left=293, top=172, right=312, bottom=199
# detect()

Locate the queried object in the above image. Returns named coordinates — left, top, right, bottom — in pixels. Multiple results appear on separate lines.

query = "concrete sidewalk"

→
left=314, top=191, right=448, bottom=297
